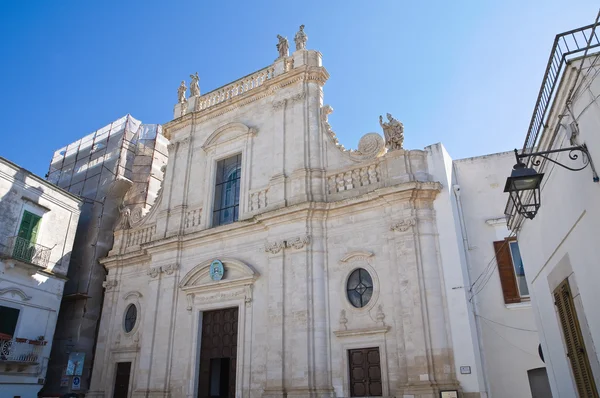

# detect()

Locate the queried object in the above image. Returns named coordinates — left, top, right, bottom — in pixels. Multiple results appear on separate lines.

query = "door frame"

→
left=189, top=299, right=249, bottom=398
left=107, top=353, right=137, bottom=398
left=339, top=339, right=390, bottom=397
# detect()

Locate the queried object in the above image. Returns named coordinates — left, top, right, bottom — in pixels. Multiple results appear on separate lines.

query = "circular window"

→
left=124, top=304, right=138, bottom=333
left=346, top=268, right=374, bottom=308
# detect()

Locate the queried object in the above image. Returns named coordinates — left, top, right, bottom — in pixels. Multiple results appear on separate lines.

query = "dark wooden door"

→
left=348, top=347, right=382, bottom=397
left=113, top=362, right=132, bottom=398
left=198, top=307, right=238, bottom=398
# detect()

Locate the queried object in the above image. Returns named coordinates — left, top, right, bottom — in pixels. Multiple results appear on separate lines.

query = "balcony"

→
left=0, top=337, right=45, bottom=372
left=0, top=236, right=51, bottom=270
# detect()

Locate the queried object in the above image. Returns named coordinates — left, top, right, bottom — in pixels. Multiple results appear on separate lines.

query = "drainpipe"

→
left=452, top=182, right=491, bottom=398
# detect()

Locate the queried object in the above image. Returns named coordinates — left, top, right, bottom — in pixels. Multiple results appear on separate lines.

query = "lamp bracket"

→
left=515, top=145, right=599, bottom=182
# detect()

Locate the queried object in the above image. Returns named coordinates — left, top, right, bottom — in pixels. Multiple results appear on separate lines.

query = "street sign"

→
left=72, top=376, right=81, bottom=390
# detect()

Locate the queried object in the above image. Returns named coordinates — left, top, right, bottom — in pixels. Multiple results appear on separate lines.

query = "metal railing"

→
left=0, top=338, right=45, bottom=363
left=522, top=23, right=600, bottom=154
left=1, top=236, right=51, bottom=268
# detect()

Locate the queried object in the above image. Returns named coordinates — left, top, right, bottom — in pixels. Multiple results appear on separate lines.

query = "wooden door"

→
left=198, top=307, right=238, bottom=398
left=113, top=362, right=132, bottom=398
left=348, top=347, right=382, bottom=397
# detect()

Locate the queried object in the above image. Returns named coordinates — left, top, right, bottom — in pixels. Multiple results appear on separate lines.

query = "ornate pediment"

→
left=340, top=250, right=374, bottom=264
left=179, top=258, right=257, bottom=293
left=0, top=287, right=31, bottom=301
left=202, top=122, right=257, bottom=150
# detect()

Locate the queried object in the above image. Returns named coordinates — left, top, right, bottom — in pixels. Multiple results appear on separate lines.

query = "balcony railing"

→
left=0, top=236, right=51, bottom=269
left=522, top=23, right=600, bottom=155
left=0, top=338, right=45, bottom=364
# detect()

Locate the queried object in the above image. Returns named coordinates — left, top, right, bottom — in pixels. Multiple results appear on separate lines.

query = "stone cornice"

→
left=101, top=181, right=441, bottom=265
left=162, top=65, right=329, bottom=140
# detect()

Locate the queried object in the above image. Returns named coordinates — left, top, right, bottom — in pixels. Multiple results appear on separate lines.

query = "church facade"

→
left=87, top=31, right=485, bottom=398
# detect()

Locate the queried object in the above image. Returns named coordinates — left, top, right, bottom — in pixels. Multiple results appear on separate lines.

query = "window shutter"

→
left=17, top=211, right=41, bottom=243
left=493, top=240, right=520, bottom=304
left=554, top=280, right=599, bottom=398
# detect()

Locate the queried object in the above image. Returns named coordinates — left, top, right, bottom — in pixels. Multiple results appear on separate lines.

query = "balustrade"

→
left=125, top=224, right=156, bottom=248
left=195, top=66, right=275, bottom=112
left=249, top=188, right=269, bottom=211
left=327, top=163, right=381, bottom=194
left=0, top=236, right=51, bottom=268
left=185, top=208, right=202, bottom=229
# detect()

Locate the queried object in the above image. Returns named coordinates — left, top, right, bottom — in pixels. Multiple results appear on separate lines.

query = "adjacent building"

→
left=0, top=157, right=81, bottom=397
left=42, top=115, right=168, bottom=396
left=506, top=23, right=600, bottom=397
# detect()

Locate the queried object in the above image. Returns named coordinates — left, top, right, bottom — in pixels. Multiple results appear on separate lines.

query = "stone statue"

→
left=189, top=72, right=200, bottom=97
left=177, top=81, right=187, bottom=104
left=117, top=205, right=131, bottom=230
left=276, top=35, right=289, bottom=58
left=379, top=113, right=404, bottom=150
left=294, top=25, right=307, bottom=51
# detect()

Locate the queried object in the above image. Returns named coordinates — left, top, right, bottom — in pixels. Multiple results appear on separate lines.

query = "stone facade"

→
left=0, top=156, right=81, bottom=397
left=86, top=45, right=471, bottom=398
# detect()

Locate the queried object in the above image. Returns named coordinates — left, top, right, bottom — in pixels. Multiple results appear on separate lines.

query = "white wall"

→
left=0, top=157, right=81, bottom=397
left=453, top=150, right=545, bottom=398
left=516, top=59, right=600, bottom=397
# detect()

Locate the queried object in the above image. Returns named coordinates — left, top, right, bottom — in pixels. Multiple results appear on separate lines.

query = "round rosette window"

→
left=346, top=268, right=374, bottom=308
left=124, top=304, right=138, bottom=333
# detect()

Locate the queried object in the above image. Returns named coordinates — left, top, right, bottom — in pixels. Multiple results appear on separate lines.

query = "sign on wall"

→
left=66, top=352, right=85, bottom=376
left=210, top=260, right=224, bottom=281
left=72, top=376, right=81, bottom=390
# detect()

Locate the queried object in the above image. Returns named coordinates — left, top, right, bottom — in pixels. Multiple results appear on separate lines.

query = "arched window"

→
left=213, top=154, right=242, bottom=226
left=346, top=268, right=374, bottom=308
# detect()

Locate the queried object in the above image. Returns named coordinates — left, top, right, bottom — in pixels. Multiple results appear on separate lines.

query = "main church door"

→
left=348, top=347, right=382, bottom=397
left=198, top=307, right=238, bottom=398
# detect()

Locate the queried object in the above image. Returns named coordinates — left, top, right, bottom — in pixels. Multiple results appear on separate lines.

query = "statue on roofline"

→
left=294, top=25, right=307, bottom=51
left=177, top=81, right=187, bottom=104
left=276, top=35, right=289, bottom=58
left=379, top=113, right=404, bottom=151
left=189, top=72, right=200, bottom=97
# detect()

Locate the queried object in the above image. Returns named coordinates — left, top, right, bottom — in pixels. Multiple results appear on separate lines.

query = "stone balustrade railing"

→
left=125, top=224, right=156, bottom=248
left=249, top=188, right=269, bottom=211
left=327, top=163, right=382, bottom=195
left=194, top=66, right=276, bottom=112
left=185, top=208, right=202, bottom=229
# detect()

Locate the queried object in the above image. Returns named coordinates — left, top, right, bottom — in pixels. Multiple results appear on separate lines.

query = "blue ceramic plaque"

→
left=210, top=260, right=224, bottom=281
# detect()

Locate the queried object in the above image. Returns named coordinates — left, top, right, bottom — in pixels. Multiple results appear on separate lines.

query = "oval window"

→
left=346, top=268, right=374, bottom=308
left=124, top=304, right=138, bottom=333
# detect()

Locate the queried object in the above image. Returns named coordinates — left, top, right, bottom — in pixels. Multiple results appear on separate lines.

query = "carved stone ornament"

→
left=286, top=235, right=311, bottom=250
left=186, top=293, right=195, bottom=311
left=294, top=24, right=307, bottom=51
left=264, top=240, right=285, bottom=254
left=148, top=264, right=179, bottom=278
left=102, top=279, right=118, bottom=290
left=339, top=310, right=348, bottom=331
left=390, top=218, right=416, bottom=232
left=379, top=113, right=404, bottom=151
left=376, top=304, right=386, bottom=326
left=0, top=287, right=32, bottom=301
left=357, top=133, right=386, bottom=158
left=116, top=205, right=131, bottom=230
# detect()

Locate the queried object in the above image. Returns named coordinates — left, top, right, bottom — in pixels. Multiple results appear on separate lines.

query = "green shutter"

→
left=17, top=211, right=41, bottom=243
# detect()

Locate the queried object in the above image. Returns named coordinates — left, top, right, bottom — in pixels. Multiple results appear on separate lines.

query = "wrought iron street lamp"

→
left=504, top=145, right=598, bottom=220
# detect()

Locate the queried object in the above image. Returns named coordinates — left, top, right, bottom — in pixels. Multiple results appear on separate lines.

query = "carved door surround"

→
left=179, top=258, right=258, bottom=398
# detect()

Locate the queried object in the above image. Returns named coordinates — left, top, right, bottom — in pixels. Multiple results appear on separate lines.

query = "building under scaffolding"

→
left=42, top=114, right=168, bottom=396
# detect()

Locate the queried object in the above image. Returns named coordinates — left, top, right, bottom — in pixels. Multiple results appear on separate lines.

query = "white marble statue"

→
left=379, top=113, right=404, bottom=150
left=276, top=35, right=289, bottom=58
left=294, top=25, right=307, bottom=51
left=189, top=72, right=200, bottom=97
left=178, top=81, right=187, bottom=104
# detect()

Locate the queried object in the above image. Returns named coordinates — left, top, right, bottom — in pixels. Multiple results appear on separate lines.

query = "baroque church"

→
left=87, top=27, right=480, bottom=398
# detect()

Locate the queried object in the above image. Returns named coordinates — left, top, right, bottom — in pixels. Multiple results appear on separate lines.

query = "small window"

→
left=212, top=154, right=241, bottom=227
left=346, top=268, right=374, bottom=308
left=0, top=306, right=20, bottom=339
left=123, top=304, right=137, bottom=333
left=494, top=239, right=530, bottom=304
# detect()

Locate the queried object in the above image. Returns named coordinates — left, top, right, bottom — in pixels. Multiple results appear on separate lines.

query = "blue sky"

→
left=0, top=1, right=598, bottom=177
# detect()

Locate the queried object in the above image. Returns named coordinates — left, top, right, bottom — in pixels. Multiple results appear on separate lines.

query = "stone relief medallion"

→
left=357, top=133, right=386, bottom=158
left=210, top=260, right=224, bottom=281
left=130, top=206, right=144, bottom=225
